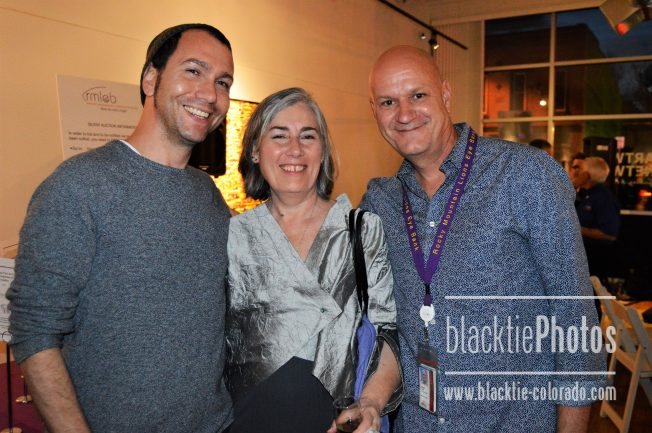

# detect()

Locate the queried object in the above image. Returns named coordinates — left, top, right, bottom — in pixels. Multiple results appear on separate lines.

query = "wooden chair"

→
left=592, top=276, right=612, bottom=335
left=591, top=276, right=652, bottom=433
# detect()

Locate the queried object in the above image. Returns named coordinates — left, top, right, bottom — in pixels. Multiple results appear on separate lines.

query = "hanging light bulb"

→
left=429, top=31, right=439, bottom=51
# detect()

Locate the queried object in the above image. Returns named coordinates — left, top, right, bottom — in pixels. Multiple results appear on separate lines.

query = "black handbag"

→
left=348, top=208, right=390, bottom=432
left=349, top=208, right=369, bottom=314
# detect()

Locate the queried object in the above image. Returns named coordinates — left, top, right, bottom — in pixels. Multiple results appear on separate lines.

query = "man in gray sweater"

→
left=7, top=23, right=235, bottom=432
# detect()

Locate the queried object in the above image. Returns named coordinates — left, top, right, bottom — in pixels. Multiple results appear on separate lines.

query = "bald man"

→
left=570, top=155, right=620, bottom=279
left=361, top=46, right=605, bottom=433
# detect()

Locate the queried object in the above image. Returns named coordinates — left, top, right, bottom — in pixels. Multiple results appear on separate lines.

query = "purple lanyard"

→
left=401, top=129, right=478, bottom=306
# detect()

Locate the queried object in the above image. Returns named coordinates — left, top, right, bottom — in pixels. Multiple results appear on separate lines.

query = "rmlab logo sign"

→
left=82, top=86, right=118, bottom=105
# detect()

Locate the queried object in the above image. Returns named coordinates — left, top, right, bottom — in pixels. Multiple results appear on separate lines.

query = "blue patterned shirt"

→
left=362, top=123, right=606, bottom=433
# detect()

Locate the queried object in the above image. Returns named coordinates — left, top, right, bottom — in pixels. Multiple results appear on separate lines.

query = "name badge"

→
left=417, top=341, right=438, bottom=414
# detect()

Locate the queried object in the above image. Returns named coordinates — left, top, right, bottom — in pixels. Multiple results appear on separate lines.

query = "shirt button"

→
left=439, top=417, right=446, bottom=424
left=429, top=221, right=436, bottom=227
left=320, top=307, right=327, bottom=313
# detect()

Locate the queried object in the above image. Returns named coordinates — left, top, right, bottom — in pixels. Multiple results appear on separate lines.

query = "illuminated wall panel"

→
left=214, top=100, right=261, bottom=213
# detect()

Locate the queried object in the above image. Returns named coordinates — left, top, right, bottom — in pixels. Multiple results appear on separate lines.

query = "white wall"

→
left=419, top=0, right=601, bottom=25
left=1, top=0, right=485, bottom=251
left=434, top=22, right=483, bottom=132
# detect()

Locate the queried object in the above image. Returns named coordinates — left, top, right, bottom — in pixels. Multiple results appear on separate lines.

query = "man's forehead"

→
left=172, top=31, right=233, bottom=68
left=176, top=30, right=229, bottom=54
left=371, top=65, right=439, bottom=95
left=371, top=51, right=439, bottom=91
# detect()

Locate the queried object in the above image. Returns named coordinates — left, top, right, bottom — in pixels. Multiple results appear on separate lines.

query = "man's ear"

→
left=369, top=98, right=378, bottom=120
left=442, top=80, right=452, bottom=113
left=141, top=64, right=158, bottom=99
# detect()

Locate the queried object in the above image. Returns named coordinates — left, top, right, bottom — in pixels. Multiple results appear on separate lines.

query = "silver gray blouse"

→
left=226, top=194, right=399, bottom=405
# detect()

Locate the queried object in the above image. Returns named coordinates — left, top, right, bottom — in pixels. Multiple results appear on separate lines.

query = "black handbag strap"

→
left=349, top=208, right=369, bottom=315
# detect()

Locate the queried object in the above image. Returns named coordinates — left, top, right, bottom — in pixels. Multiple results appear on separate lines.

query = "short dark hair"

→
left=529, top=139, right=551, bottom=150
left=571, top=152, right=587, bottom=161
left=239, top=87, right=336, bottom=200
left=139, top=23, right=231, bottom=105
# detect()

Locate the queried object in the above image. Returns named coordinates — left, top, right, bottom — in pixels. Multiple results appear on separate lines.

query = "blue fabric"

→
left=354, top=315, right=376, bottom=397
left=361, top=123, right=606, bottom=433
left=355, top=314, right=389, bottom=433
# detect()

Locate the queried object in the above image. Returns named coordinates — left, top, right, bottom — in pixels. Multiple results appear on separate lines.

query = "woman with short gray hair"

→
left=225, top=87, right=402, bottom=433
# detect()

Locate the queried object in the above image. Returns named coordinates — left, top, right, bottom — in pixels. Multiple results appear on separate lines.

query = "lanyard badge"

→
left=418, top=290, right=436, bottom=414
left=417, top=341, right=439, bottom=414
left=401, top=129, right=478, bottom=414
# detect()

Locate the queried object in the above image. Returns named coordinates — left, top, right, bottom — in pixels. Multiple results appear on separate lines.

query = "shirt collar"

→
left=396, top=122, right=472, bottom=199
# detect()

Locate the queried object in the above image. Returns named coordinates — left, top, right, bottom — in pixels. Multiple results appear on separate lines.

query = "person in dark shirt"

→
left=570, top=154, right=620, bottom=279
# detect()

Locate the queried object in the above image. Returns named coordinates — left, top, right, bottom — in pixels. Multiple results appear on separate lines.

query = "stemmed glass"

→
left=333, top=396, right=362, bottom=433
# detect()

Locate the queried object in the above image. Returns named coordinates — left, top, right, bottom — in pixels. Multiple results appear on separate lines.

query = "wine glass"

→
left=333, top=396, right=362, bottom=433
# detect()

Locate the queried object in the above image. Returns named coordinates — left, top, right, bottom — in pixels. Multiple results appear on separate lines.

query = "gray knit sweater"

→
left=8, top=141, right=232, bottom=432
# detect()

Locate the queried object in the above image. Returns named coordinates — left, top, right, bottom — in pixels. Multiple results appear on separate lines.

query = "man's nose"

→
left=196, top=79, right=217, bottom=104
left=397, top=102, right=415, bottom=123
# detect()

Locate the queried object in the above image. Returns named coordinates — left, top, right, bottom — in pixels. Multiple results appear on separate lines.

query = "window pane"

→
left=485, top=14, right=551, bottom=66
left=554, top=119, right=633, bottom=162
left=557, top=8, right=652, bottom=61
left=483, top=121, right=548, bottom=144
left=553, top=120, right=585, bottom=162
left=553, top=118, right=652, bottom=211
left=555, top=61, right=652, bottom=115
left=484, top=69, right=549, bottom=119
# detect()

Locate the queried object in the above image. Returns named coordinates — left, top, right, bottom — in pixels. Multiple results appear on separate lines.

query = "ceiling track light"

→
left=377, top=0, right=468, bottom=50
left=428, top=31, right=440, bottom=52
left=600, top=0, right=652, bottom=35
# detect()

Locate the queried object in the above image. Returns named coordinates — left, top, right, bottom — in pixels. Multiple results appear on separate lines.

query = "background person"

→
left=362, top=45, right=604, bottom=433
left=529, top=138, right=553, bottom=157
left=570, top=154, right=620, bottom=280
left=7, top=23, right=234, bottom=432
left=569, top=152, right=588, bottom=192
left=225, top=87, right=402, bottom=433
